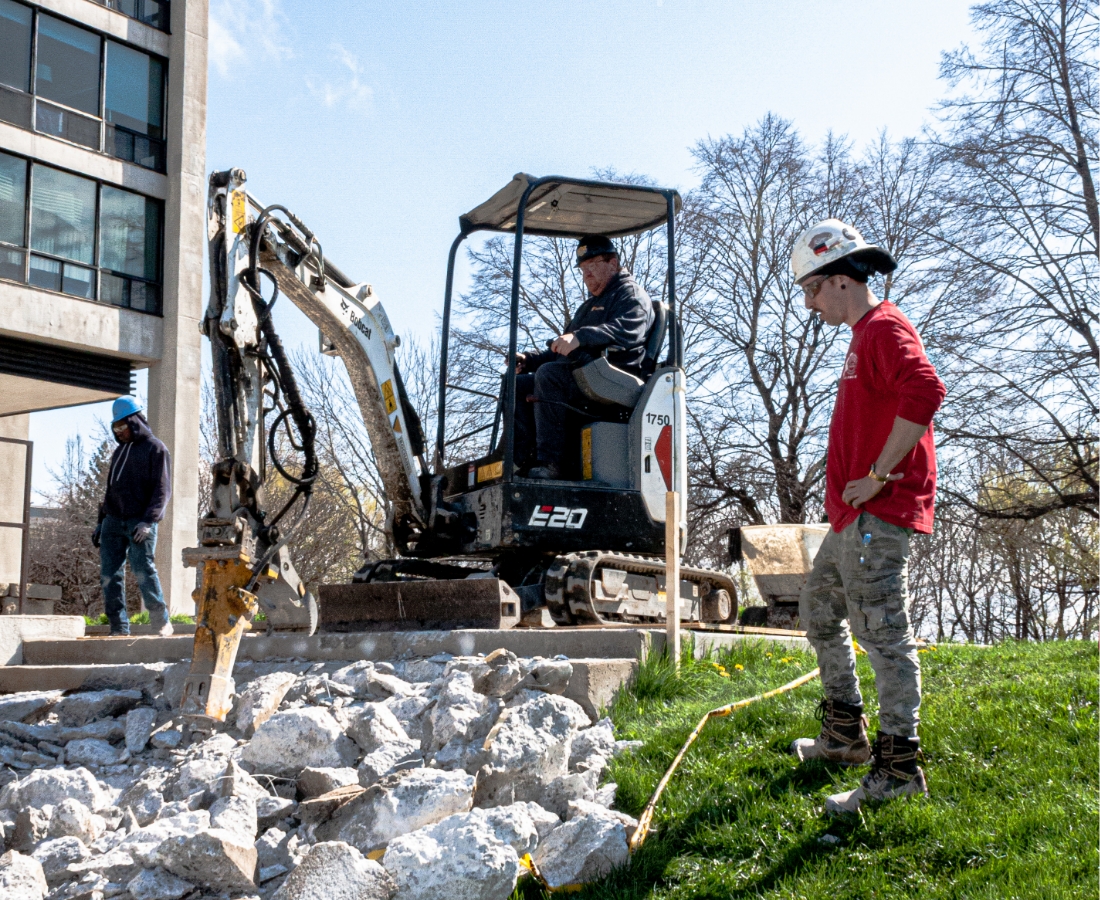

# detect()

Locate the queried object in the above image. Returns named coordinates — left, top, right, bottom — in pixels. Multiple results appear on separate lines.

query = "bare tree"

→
left=27, top=435, right=126, bottom=618
left=929, top=0, right=1098, bottom=521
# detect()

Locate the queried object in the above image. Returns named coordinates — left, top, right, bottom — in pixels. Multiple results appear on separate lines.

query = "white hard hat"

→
left=790, top=218, right=897, bottom=285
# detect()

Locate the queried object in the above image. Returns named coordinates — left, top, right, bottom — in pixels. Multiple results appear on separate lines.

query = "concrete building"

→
left=0, top=0, right=207, bottom=615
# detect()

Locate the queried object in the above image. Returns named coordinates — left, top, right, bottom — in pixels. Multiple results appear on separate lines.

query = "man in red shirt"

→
left=788, top=218, right=946, bottom=814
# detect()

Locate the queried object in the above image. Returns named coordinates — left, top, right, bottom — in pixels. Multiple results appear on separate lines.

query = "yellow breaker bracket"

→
left=179, top=548, right=273, bottom=724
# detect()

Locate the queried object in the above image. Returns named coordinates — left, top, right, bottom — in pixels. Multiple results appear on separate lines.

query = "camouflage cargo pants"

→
left=799, top=512, right=921, bottom=736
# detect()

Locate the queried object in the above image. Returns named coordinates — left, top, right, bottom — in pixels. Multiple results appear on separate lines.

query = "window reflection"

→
left=30, top=164, right=96, bottom=265
left=0, top=153, right=27, bottom=247
left=0, top=0, right=32, bottom=93
left=105, top=42, right=163, bottom=139
left=35, top=15, right=101, bottom=116
left=100, top=186, right=160, bottom=281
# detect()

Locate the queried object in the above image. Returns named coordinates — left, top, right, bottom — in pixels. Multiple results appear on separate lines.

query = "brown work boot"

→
left=825, top=733, right=929, bottom=815
left=791, top=698, right=872, bottom=765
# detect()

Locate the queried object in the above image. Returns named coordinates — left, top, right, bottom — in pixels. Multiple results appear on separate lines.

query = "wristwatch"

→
left=868, top=463, right=891, bottom=484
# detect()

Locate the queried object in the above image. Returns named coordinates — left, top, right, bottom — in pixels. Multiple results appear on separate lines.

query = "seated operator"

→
left=513, top=234, right=654, bottom=479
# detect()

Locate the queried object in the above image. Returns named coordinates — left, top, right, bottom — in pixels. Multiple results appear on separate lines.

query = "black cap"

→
left=575, top=234, right=617, bottom=267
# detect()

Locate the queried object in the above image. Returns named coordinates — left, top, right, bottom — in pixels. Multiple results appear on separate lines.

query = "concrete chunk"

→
left=235, top=671, right=297, bottom=737
left=0, top=766, right=109, bottom=813
left=272, top=840, right=395, bottom=900
left=124, top=707, right=158, bottom=753
left=209, top=795, right=258, bottom=842
left=30, top=836, right=88, bottom=887
left=317, top=768, right=474, bottom=853
left=532, top=809, right=632, bottom=889
left=64, top=738, right=122, bottom=768
left=241, top=707, right=358, bottom=777
left=155, top=827, right=257, bottom=891
left=383, top=813, right=521, bottom=900
left=296, top=766, right=360, bottom=800
left=0, top=849, right=49, bottom=900
left=126, top=866, right=195, bottom=900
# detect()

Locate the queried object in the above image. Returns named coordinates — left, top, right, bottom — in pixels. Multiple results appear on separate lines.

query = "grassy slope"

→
left=560, top=639, right=1097, bottom=900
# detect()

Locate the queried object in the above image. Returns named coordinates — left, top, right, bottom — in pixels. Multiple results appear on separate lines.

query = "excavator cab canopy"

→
left=435, top=173, right=684, bottom=482
left=459, top=173, right=682, bottom=238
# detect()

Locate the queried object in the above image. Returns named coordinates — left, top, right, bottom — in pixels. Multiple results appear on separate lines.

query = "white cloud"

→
left=303, top=43, right=375, bottom=113
left=208, top=0, right=292, bottom=78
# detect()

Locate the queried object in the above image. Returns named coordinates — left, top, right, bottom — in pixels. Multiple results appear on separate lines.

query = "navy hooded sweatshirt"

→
left=99, top=414, right=172, bottom=525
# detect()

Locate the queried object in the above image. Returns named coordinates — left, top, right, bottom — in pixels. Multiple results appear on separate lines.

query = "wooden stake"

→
left=665, top=490, right=681, bottom=671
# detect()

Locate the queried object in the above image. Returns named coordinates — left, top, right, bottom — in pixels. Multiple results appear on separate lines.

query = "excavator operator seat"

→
left=573, top=299, right=669, bottom=408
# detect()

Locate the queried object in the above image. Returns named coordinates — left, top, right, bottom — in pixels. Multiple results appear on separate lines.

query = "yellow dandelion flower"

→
left=734, top=663, right=744, bottom=671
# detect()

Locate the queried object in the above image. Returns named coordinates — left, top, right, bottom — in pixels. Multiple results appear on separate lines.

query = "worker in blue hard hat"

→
left=91, top=396, right=173, bottom=636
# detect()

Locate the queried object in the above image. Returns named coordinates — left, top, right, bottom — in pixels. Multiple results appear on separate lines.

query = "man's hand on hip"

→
left=550, top=333, right=579, bottom=356
left=843, top=471, right=903, bottom=508
left=132, top=523, right=153, bottom=544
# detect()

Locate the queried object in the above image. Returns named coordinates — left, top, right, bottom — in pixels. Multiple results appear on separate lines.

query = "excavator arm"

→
left=180, top=168, right=429, bottom=723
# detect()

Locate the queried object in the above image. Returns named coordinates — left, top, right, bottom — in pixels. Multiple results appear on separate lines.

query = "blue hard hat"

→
left=111, top=396, right=143, bottom=423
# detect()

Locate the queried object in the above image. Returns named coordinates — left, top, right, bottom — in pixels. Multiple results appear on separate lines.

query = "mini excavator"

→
left=179, top=170, right=740, bottom=723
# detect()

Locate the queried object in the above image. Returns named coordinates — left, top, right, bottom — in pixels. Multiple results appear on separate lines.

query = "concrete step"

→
left=18, top=626, right=807, bottom=668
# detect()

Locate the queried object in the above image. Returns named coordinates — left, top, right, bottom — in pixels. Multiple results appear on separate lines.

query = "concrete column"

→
left=0, top=415, right=30, bottom=592
left=147, top=0, right=207, bottom=617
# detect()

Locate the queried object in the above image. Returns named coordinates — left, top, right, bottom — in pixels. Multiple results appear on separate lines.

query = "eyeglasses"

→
left=801, top=276, right=829, bottom=300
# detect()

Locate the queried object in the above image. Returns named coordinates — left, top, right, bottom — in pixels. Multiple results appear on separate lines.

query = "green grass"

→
left=526, top=639, right=1099, bottom=900
left=83, top=612, right=195, bottom=625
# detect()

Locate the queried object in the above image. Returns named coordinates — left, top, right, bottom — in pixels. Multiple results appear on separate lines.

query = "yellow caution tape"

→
left=628, top=667, right=821, bottom=852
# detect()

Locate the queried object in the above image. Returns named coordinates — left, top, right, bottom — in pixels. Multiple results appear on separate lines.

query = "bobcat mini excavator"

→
left=179, top=170, right=739, bottom=723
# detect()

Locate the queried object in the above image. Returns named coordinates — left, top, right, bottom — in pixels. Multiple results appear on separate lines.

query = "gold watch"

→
left=868, top=463, right=891, bottom=484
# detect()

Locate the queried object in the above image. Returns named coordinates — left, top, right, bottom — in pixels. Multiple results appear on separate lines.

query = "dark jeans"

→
left=513, top=361, right=587, bottom=470
left=100, top=515, right=167, bottom=634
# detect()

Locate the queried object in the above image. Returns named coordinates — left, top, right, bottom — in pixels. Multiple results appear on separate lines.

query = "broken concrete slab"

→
left=50, top=690, right=143, bottom=727
left=0, top=690, right=61, bottom=722
left=0, top=663, right=166, bottom=694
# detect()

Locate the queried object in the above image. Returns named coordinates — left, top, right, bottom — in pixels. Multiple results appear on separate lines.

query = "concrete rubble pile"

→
left=0, top=648, right=646, bottom=900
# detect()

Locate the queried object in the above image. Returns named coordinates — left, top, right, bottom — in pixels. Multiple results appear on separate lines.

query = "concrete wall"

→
left=0, top=415, right=30, bottom=589
left=148, top=0, right=208, bottom=617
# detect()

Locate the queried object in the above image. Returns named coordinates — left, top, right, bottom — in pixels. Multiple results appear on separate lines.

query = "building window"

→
left=105, top=42, right=165, bottom=172
left=0, top=150, right=162, bottom=314
left=0, top=1, right=167, bottom=172
left=95, top=0, right=170, bottom=33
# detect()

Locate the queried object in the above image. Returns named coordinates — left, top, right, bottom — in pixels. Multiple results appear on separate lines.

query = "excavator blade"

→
left=316, top=579, right=523, bottom=631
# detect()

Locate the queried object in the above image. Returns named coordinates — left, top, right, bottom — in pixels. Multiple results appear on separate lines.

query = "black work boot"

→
left=826, top=732, right=929, bottom=815
left=791, top=698, right=872, bottom=765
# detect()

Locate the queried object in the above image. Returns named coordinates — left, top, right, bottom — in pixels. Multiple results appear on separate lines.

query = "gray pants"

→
left=799, top=512, right=921, bottom=736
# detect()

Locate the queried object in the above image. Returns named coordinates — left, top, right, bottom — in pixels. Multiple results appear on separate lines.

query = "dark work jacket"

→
left=99, top=415, right=172, bottom=525
left=527, top=271, right=654, bottom=375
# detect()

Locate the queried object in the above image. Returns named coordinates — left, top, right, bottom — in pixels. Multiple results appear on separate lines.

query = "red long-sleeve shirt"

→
left=825, top=301, right=946, bottom=535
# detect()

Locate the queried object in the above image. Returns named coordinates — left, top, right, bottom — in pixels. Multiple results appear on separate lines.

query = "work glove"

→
left=91, top=524, right=102, bottom=548
left=132, top=523, right=153, bottom=544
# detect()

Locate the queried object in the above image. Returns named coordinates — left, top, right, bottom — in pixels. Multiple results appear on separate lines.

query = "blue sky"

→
left=29, top=0, right=975, bottom=498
